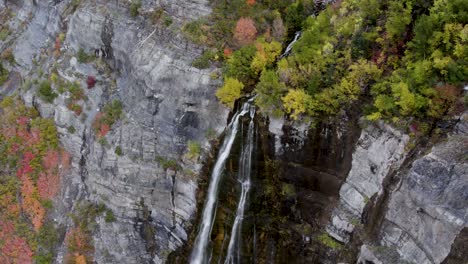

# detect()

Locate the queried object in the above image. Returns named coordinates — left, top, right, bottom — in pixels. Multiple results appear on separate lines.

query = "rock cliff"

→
left=1, top=0, right=227, bottom=263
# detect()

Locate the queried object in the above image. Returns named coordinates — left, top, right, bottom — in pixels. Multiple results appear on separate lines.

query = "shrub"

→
left=115, top=146, right=122, bottom=156
left=93, top=100, right=123, bottom=137
left=77, top=48, right=92, bottom=63
left=1, top=48, right=15, bottom=64
left=129, top=0, right=141, bottom=17
left=192, top=50, right=216, bottom=69
left=0, top=27, right=10, bottom=41
left=37, top=81, right=57, bottom=103
left=87, top=75, right=96, bottom=89
left=105, top=209, right=116, bottom=223
left=186, top=140, right=201, bottom=160
left=317, top=233, right=342, bottom=249
left=0, top=63, right=8, bottom=85
left=164, top=16, right=173, bottom=27
left=155, top=156, right=180, bottom=171
left=67, top=126, right=76, bottom=134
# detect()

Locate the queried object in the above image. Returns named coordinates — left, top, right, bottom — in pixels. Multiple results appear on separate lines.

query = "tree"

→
left=216, top=78, right=244, bottom=108
left=251, top=37, right=282, bottom=74
left=234, top=17, right=257, bottom=45
left=282, top=89, right=312, bottom=120
left=225, top=45, right=257, bottom=86
left=255, top=70, right=287, bottom=117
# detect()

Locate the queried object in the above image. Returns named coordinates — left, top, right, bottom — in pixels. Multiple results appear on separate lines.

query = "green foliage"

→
left=77, top=48, right=93, bottom=63
left=224, top=45, right=257, bottom=86
left=130, top=0, right=141, bottom=17
left=67, top=126, right=76, bottom=134
left=255, top=70, right=286, bottom=117
left=68, top=81, right=86, bottom=101
left=0, top=27, right=10, bottom=41
left=99, top=100, right=123, bottom=127
left=115, top=146, right=123, bottom=156
left=192, top=50, right=217, bottom=69
left=35, top=222, right=59, bottom=264
left=155, top=156, right=180, bottom=171
left=317, top=233, right=342, bottom=249
left=183, top=19, right=210, bottom=45
left=105, top=209, right=116, bottom=223
left=216, top=77, right=244, bottom=108
left=186, top=140, right=201, bottom=160
left=164, top=16, right=173, bottom=27
left=0, top=63, right=8, bottom=85
left=37, top=80, right=57, bottom=103
left=30, top=118, right=59, bottom=151
left=385, top=1, right=413, bottom=41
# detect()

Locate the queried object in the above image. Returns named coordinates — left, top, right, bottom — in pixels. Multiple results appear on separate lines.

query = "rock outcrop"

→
left=328, top=115, right=467, bottom=264
left=327, top=122, right=409, bottom=243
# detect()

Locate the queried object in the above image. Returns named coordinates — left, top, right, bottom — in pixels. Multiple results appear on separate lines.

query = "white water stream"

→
left=190, top=102, right=252, bottom=264
left=224, top=106, right=256, bottom=264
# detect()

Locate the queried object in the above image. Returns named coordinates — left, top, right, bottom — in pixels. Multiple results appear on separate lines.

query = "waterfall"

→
left=279, top=31, right=301, bottom=59
left=190, top=102, right=252, bottom=264
left=224, top=105, right=256, bottom=264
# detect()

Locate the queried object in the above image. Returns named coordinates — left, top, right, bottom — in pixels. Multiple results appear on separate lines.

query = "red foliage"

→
left=0, top=221, right=34, bottom=264
left=37, top=150, right=61, bottom=200
left=98, top=123, right=110, bottom=138
left=87, top=76, right=96, bottom=89
left=234, top=17, right=257, bottom=45
left=246, top=0, right=256, bottom=6
left=224, top=48, right=233, bottom=57
left=16, top=152, right=35, bottom=178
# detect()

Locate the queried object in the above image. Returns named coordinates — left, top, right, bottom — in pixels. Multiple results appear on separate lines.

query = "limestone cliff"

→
left=1, top=0, right=226, bottom=263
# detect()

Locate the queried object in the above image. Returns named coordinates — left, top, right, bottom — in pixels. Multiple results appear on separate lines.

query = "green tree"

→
left=225, top=45, right=257, bottom=86
left=255, top=70, right=286, bottom=117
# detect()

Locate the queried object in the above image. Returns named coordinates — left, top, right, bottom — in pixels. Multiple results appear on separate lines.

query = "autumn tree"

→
left=234, top=17, right=257, bottom=45
left=216, top=78, right=244, bottom=108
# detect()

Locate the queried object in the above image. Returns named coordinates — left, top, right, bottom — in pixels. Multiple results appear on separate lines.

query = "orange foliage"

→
left=246, top=0, right=256, bottom=6
left=21, top=176, right=45, bottom=231
left=234, top=17, right=257, bottom=45
left=76, top=255, right=87, bottom=264
left=224, top=48, right=233, bottom=57
left=98, top=123, right=110, bottom=138
left=66, top=227, right=93, bottom=263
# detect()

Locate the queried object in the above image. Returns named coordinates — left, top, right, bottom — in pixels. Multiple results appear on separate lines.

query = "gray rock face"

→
left=326, top=122, right=409, bottom=243
left=5, top=0, right=228, bottom=263
left=366, top=131, right=467, bottom=264
left=330, top=116, right=467, bottom=264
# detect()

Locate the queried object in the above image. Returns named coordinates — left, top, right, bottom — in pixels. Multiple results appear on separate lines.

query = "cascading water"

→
left=224, top=106, right=256, bottom=264
left=279, top=31, right=301, bottom=59
left=190, top=31, right=301, bottom=263
left=190, top=102, right=253, bottom=264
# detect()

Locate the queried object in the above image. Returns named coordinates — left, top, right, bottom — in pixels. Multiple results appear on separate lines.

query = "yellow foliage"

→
left=216, top=77, right=244, bottom=108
